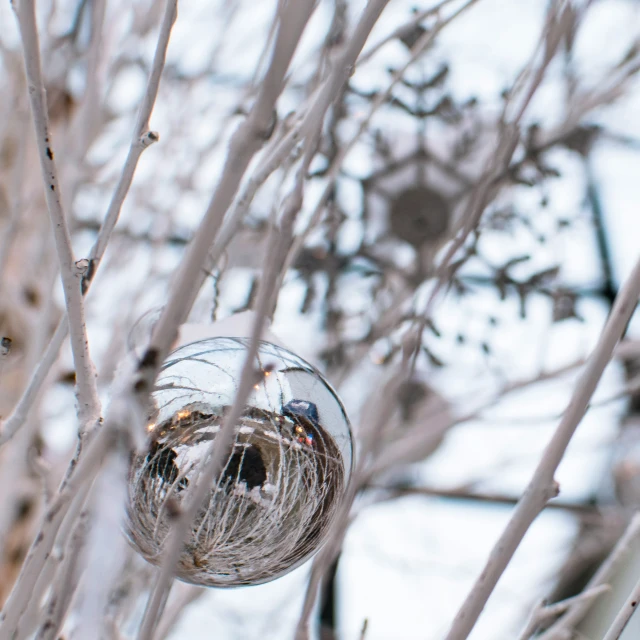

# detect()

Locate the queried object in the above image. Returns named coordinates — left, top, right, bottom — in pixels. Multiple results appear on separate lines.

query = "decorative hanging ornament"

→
left=126, top=335, right=353, bottom=587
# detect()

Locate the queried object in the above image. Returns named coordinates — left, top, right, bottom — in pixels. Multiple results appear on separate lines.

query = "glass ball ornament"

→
left=126, top=337, right=354, bottom=587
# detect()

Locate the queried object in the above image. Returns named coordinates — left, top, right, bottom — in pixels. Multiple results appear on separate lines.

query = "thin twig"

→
left=52, top=9, right=183, bottom=621
left=601, top=576, right=640, bottom=640
left=443, top=255, right=640, bottom=640
left=357, top=0, right=459, bottom=64
left=136, top=184, right=307, bottom=640
left=145, top=0, right=317, bottom=366
left=293, top=349, right=583, bottom=637
left=0, top=0, right=175, bottom=446
left=517, top=585, right=611, bottom=640
left=136, top=10, right=318, bottom=631
left=540, top=513, right=640, bottom=639
left=12, top=0, right=100, bottom=427
left=153, top=584, right=204, bottom=640
left=405, top=0, right=571, bottom=372
left=280, top=0, right=481, bottom=286
left=294, top=375, right=407, bottom=639
left=0, top=425, right=112, bottom=640
left=370, top=484, right=606, bottom=521
left=368, top=358, right=584, bottom=477
left=34, top=514, right=88, bottom=640
left=166, top=0, right=397, bottom=319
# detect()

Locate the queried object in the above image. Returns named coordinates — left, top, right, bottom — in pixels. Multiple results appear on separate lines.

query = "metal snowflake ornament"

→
left=126, top=337, right=353, bottom=587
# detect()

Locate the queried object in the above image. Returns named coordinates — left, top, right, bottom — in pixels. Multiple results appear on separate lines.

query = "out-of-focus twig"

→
left=539, top=513, right=640, bottom=639
left=136, top=10, right=319, bottom=637
left=370, top=484, right=607, bottom=522
left=153, top=583, right=205, bottom=640
left=357, top=0, right=459, bottom=64
left=33, top=514, right=88, bottom=640
left=405, top=0, right=574, bottom=372
left=517, top=585, right=611, bottom=640
left=0, top=425, right=110, bottom=640
left=145, top=0, right=317, bottom=366
left=368, top=358, right=584, bottom=477
left=137, top=179, right=307, bottom=640
left=281, top=0, right=481, bottom=282
left=163, top=0, right=395, bottom=332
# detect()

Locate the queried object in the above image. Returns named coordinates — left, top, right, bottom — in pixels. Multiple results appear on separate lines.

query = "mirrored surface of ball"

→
left=126, top=337, right=353, bottom=587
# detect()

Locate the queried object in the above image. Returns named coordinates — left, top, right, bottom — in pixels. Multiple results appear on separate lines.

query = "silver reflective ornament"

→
left=126, top=337, right=353, bottom=587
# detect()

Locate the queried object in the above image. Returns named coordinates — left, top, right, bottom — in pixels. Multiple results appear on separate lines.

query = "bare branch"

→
left=137, top=197, right=306, bottom=640
left=0, top=0, right=175, bottom=446
left=282, top=0, right=481, bottom=280
left=540, top=513, right=640, bottom=639
left=153, top=583, right=204, bottom=640
left=146, top=0, right=318, bottom=364
left=517, top=585, right=611, bottom=640
left=12, top=0, right=100, bottom=427
left=443, top=256, right=640, bottom=640
left=0, top=425, right=112, bottom=640
left=601, top=576, right=640, bottom=640
left=34, top=514, right=87, bottom=640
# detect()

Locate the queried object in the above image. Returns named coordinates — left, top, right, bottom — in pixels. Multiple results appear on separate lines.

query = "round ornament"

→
left=126, top=337, right=353, bottom=587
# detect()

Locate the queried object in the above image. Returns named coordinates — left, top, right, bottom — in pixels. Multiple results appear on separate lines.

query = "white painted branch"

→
left=138, top=7, right=322, bottom=634
left=89, top=0, right=177, bottom=265
left=602, top=577, right=640, bottom=640
left=139, top=10, right=422, bottom=623
left=294, top=0, right=391, bottom=142
left=34, top=515, right=87, bottom=640
left=153, top=584, right=204, bottom=640
left=540, top=513, right=640, bottom=639
left=517, top=585, right=611, bottom=640
left=145, top=0, right=394, bottom=332
left=543, top=585, right=612, bottom=619
left=12, top=0, right=100, bottom=427
left=137, top=182, right=306, bottom=640
left=0, top=0, right=176, bottom=446
left=74, top=453, right=130, bottom=640
left=443, top=255, right=640, bottom=640
left=252, top=0, right=391, bottom=195
left=145, top=0, right=317, bottom=365
left=0, top=426, right=112, bottom=640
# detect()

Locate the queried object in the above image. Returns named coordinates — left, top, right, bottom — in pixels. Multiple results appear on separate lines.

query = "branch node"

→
left=74, top=258, right=90, bottom=276
left=140, top=130, right=160, bottom=147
